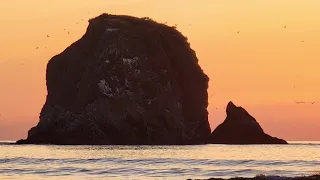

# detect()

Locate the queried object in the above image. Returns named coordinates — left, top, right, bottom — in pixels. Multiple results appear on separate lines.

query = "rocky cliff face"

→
left=17, top=14, right=211, bottom=145
left=210, top=102, right=287, bottom=144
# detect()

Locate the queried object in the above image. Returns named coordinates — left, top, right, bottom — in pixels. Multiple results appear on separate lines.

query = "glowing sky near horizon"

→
left=0, top=0, right=319, bottom=141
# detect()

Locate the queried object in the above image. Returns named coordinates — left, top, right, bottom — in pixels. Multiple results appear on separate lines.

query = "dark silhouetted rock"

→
left=210, top=101, right=287, bottom=144
left=17, top=14, right=211, bottom=145
left=188, top=174, right=320, bottom=180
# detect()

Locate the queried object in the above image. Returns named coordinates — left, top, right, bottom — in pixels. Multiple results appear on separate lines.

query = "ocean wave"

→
left=0, top=143, right=319, bottom=179
left=1, top=157, right=319, bottom=167
left=1, top=166, right=317, bottom=179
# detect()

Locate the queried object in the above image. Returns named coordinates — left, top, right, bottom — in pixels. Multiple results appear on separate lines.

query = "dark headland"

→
left=17, top=13, right=287, bottom=145
left=188, top=174, right=320, bottom=180
left=210, top=101, right=287, bottom=144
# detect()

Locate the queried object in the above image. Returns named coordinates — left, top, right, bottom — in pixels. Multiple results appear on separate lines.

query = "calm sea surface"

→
left=0, top=141, right=319, bottom=180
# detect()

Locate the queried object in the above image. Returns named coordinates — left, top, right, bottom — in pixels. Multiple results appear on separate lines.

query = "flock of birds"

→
left=294, top=101, right=315, bottom=104
left=32, top=18, right=314, bottom=106
left=35, top=17, right=88, bottom=50
left=283, top=25, right=311, bottom=104
left=209, top=24, right=314, bottom=107
left=35, top=28, right=71, bottom=50
left=236, top=25, right=305, bottom=42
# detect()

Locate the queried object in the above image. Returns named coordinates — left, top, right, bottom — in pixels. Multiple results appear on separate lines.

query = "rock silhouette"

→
left=210, top=102, right=287, bottom=144
left=17, top=14, right=211, bottom=145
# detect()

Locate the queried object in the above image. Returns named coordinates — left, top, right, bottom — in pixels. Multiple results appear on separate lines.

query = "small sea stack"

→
left=17, top=13, right=211, bottom=145
left=210, top=101, right=287, bottom=144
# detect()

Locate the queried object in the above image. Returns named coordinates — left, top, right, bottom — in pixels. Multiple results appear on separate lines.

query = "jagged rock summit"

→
left=17, top=13, right=211, bottom=145
left=210, top=101, right=287, bottom=144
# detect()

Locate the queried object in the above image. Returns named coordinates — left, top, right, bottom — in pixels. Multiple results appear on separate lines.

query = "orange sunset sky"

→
left=0, top=1, right=319, bottom=141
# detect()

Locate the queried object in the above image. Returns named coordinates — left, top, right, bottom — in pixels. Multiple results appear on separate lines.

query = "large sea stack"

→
left=211, top=102, right=287, bottom=144
left=17, top=14, right=211, bottom=145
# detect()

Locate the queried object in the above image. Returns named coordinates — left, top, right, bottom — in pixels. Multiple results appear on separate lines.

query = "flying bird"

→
left=237, top=31, right=240, bottom=33
left=35, top=47, right=39, bottom=49
left=47, top=35, right=49, bottom=38
left=301, top=40, right=305, bottom=42
left=284, top=25, right=287, bottom=28
left=310, top=102, right=315, bottom=104
left=67, top=31, right=70, bottom=34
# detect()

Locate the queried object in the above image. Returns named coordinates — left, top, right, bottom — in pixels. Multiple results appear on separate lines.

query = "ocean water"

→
left=0, top=141, right=319, bottom=180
